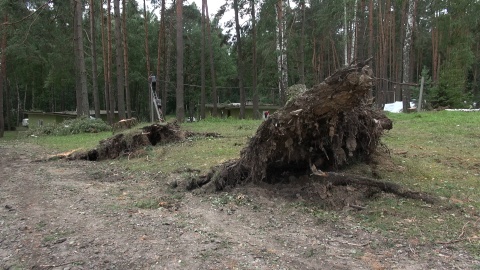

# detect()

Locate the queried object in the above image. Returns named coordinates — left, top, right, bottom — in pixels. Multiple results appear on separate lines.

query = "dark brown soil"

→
left=1, top=142, right=478, bottom=269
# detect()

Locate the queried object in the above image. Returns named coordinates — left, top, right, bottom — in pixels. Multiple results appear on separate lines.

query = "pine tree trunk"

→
left=123, top=0, right=131, bottom=118
left=114, top=0, right=126, bottom=119
left=176, top=0, right=185, bottom=121
left=155, top=0, right=163, bottom=116
left=276, top=0, right=287, bottom=105
left=143, top=0, right=152, bottom=122
left=0, top=14, right=6, bottom=137
left=90, top=0, right=101, bottom=119
left=160, top=0, right=167, bottom=116
left=368, top=0, right=373, bottom=59
left=107, top=0, right=115, bottom=123
left=299, top=0, right=306, bottom=86
left=343, top=0, right=348, bottom=66
left=350, top=0, right=358, bottom=63
left=431, top=8, right=439, bottom=83
left=101, top=1, right=112, bottom=124
left=234, top=0, right=246, bottom=118
left=402, top=0, right=416, bottom=113
left=205, top=1, right=218, bottom=117
left=200, top=0, right=206, bottom=120
left=356, top=0, right=366, bottom=60
left=5, top=64, right=10, bottom=131
left=161, top=0, right=169, bottom=115
left=251, top=0, right=259, bottom=119
left=73, top=0, right=90, bottom=117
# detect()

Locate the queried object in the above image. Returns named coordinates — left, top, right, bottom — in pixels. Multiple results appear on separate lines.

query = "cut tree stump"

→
left=198, top=60, right=399, bottom=192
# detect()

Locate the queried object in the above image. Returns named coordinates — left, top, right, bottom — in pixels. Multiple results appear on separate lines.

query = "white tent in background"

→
left=383, top=101, right=416, bottom=113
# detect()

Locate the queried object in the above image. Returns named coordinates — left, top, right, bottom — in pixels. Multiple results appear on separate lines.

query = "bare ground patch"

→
left=1, top=143, right=478, bottom=269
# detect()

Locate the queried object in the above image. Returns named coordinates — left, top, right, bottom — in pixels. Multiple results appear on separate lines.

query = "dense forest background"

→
left=0, top=0, right=479, bottom=137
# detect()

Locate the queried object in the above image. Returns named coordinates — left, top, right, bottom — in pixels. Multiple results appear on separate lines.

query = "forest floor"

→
left=1, top=141, right=479, bottom=270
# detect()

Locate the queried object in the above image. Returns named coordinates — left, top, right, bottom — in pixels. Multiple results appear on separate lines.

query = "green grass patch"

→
left=25, top=131, right=113, bottom=152
left=123, top=119, right=261, bottom=174
left=3, top=111, right=480, bottom=250
left=134, top=198, right=160, bottom=209
left=354, top=111, right=480, bottom=251
left=381, top=111, right=480, bottom=203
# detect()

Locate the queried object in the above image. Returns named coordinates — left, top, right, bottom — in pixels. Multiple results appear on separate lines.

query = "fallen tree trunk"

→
left=60, top=122, right=218, bottom=161
left=202, top=60, right=393, bottom=190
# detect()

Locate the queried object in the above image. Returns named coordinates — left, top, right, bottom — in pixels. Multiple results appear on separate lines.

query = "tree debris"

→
left=62, top=122, right=218, bottom=161
left=198, top=60, right=394, bottom=191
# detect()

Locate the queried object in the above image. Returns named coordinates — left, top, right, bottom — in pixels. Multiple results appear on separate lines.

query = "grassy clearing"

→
left=123, top=118, right=262, bottom=174
left=380, top=111, right=480, bottom=203
left=1, top=112, right=479, bottom=251
left=357, top=111, right=480, bottom=253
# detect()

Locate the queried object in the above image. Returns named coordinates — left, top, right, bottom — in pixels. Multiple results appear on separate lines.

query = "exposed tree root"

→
left=184, top=60, right=438, bottom=205
left=47, top=122, right=220, bottom=161
left=198, top=60, right=392, bottom=189
left=316, top=172, right=438, bottom=204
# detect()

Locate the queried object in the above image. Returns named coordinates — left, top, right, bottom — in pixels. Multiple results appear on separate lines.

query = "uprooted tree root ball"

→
left=195, top=60, right=389, bottom=188
left=64, top=122, right=218, bottom=161
left=188, top=60, right=436, bottom=204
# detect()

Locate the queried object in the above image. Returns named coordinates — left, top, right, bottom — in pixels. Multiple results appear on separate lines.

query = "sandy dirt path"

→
left=1, top=142, right=478, bottom=269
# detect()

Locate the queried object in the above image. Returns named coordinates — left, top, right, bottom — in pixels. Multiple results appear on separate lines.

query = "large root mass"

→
left=203, top=61, right=393, bottom=190
left=69, top=122, right=193, bottom=161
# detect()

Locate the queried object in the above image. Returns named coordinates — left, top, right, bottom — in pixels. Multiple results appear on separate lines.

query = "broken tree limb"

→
left=201, top=60, right=394, bottom=191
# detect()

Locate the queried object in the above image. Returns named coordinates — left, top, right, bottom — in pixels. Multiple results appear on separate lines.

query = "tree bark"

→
left=276, top=0, right=287, bottom=105
left=350, top=0, right=358, bottom=63
left=101, top=1, right=112, bottom=124
left=73, top=0, right=90, bottom=117
left=123, top=0, right=131, bottom=118
left=343, top=0, right=348, bottom=66
left=234, top=0, right=246, bottom=118
left=431, top=4, right=439, bottom=84
left=0, top=14, right=6, bottom=137
left=107, top=0, right=115, bottom=123
left=161, top=0, right=168, bottom=117
left=200, top=0, right=206, bottom=120
left=298, top=0, right=306, bottom=86
left=402, top=0, right=416, bottom=113
left=114, top=0, right=126, bottom=119
left=205, top=1, right=218, bottom=117
left=368, top=0, right=373, bottom=60
left=143, top=0, right=152, bottom=122
left=251, top=0, right=259, bottom=119
left=176, top=0, right=185, bottom=122
left=89, top=0, right=100, bottom=119
left=156, top=0, right=165, bottom=118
